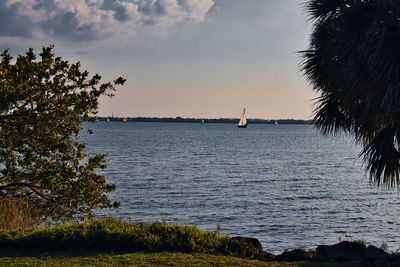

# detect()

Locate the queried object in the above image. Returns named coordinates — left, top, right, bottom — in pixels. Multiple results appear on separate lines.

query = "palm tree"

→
left=301, top=0, right=400, bottom=186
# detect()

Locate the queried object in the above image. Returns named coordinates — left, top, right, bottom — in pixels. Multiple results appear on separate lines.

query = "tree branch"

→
left=0, top=182, right=52, bottom=201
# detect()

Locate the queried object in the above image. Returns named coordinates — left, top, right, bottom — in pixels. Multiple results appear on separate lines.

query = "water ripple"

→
left=83, top=122, right=400, bottom=254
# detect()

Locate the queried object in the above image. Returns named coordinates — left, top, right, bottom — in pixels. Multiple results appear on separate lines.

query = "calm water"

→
left=82, top=122, right=400, bottom=254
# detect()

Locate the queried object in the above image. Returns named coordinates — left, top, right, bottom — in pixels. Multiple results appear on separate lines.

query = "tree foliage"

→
left=0, top=46, right=125, bottom=221
left=301, top=0, right=400, bottom=186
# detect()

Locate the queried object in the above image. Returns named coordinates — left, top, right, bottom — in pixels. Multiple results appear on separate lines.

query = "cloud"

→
left=0, top=0, right=214, bottom=41
left=0, top=1, right=35, bottom=38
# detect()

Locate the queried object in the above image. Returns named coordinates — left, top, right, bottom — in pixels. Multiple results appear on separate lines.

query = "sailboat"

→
left=237, top=108, right=248, bottom=128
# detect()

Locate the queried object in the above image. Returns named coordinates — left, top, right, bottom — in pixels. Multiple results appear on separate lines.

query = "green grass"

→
left=0, top=251, right=334, bottom=267
left=0, top=217, right=229, bottom=254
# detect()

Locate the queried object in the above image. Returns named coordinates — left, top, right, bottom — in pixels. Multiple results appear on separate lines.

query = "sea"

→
left=81, top=122, right=400, bottom=254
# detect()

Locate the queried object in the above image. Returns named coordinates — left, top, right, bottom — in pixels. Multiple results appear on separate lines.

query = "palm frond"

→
left=302, top=0, right=400, bottom=186
left=360, top=127, right=400, bottom=186
left=312, top=94, right=351, bottom=135
left=304, top=0, right=349, bottom=21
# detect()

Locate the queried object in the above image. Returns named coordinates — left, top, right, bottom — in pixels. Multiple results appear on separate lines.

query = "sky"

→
left=0, top=0, right=315, bottom=119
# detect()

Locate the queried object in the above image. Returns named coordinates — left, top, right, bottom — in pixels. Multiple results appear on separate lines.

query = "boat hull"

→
left=238, top=124, right=248, bottom=128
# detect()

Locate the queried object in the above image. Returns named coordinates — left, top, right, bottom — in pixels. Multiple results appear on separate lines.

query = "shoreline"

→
left=96, top=116, right=312, bottom=124
left=0, top=217, right=395, bottom=266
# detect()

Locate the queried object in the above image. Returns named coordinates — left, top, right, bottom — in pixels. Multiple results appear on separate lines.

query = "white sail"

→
left=238, top=108, right=247, bottom=126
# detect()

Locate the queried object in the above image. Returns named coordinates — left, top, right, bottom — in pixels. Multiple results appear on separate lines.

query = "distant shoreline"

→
left=98, top=117, right=312, bottom=124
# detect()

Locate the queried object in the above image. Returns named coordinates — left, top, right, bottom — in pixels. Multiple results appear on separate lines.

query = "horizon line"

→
left=96, top=116, right=312, bottom=122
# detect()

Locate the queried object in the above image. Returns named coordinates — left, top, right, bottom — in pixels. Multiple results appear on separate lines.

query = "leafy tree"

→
left=0, top=46, right=125, bottom=222
left=301, top=0, right=400, bottom=186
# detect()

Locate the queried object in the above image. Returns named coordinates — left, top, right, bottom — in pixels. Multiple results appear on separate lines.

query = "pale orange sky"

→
left=99, top=62, right=314, bottom=119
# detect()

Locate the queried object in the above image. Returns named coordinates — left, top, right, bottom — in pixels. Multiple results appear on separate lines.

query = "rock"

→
left=276, top=249, right=313, bottom=262
left=391, top=255, right=400, bottom=267
left=256, top=250, right=276, bottom=262
left=228, top=236, right=263, bottom=258
left=316, top=241, right=366, bottom=262
left=334, top=261, right=373, bottom=267
left=365, top=245, right=388, bottom=261
left=311, top=253, right=332, bottom=262
left=374, top=258, right=389, bottom=267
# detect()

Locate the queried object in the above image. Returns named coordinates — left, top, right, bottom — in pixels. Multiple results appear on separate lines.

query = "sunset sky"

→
left=0, top=0, right=315, bottom=119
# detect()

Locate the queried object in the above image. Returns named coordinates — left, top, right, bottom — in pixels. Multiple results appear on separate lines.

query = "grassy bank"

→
left=0, top=251, right=333, bottom=267
left=0, top=217, right=334, bottom=266
left=0, top=217, right=229, bottom=254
